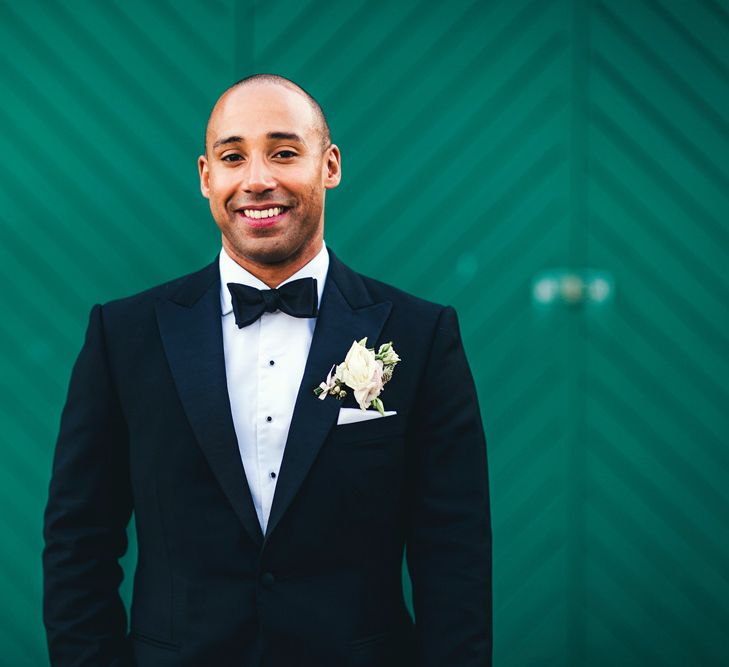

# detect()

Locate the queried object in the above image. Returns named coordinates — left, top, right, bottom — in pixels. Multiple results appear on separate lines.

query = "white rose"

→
left=335, top=340, right=385, bottom=410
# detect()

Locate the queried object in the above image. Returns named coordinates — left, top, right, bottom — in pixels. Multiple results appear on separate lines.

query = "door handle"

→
left=531, top=269, right=614, bottom=307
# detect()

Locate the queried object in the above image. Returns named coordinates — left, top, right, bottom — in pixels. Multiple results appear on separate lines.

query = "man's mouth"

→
left=236, top=205, right=291, bottom=227
left=240, top=206, right=286, bottom=219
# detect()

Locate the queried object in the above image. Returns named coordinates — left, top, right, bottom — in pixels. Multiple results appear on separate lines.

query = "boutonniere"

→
left=313, top=338, right=401, bottom=414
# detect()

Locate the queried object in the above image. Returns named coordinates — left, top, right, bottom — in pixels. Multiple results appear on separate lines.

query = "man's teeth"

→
left=243, top=207, right=284, bottom=219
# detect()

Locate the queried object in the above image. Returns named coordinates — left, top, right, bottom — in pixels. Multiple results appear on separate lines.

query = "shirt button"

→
left=266, top=416, right=273, bottom=422
left=269, top=360, right=275, bottom=366
left=269, top=471, right=276, bottom=479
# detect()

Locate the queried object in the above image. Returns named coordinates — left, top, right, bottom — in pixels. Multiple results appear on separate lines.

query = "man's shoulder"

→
left=102, top=257, right=216, bottom=308
left=355, top=269, right=445, bottom=312
left=329, top=246, right=443, bottom=308
left=336, top=255, right=450, bottom=331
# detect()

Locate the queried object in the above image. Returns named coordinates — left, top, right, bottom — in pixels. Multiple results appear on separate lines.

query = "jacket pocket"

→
left=350, top=630, right=393, bottom=666
left=129, top=629, right=181, bottom=651
left=351, top=630, right=390, bottom=649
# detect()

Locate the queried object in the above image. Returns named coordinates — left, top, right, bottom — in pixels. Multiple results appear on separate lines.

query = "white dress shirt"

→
left=219, top=241, right=329, bottom=536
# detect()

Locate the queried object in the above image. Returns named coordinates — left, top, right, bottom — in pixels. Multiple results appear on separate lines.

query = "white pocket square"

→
left=336, top=407, right=397, bottom=425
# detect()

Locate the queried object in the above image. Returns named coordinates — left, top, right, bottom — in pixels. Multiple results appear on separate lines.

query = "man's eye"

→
left=275, top=150, right=297, bottom=158
left=221, top=154, right=243, bottom=162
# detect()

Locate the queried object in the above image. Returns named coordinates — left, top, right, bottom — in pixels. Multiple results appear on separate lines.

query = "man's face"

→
left=199, top=83, right=341, bottom=270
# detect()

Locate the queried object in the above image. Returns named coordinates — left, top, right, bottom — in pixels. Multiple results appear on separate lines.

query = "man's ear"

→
left=323, top=144, right=342, bottom=190
left=198, top=155, right=210, bottom=198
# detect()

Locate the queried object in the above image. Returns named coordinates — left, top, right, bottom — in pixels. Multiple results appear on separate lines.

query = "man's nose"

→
left=244, top=154, right=276, bottom=193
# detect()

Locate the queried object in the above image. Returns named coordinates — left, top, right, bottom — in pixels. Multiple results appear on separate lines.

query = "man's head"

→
left=199, top=74, right=341, bottom=283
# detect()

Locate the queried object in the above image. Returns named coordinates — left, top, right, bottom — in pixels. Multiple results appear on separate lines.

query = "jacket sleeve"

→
left=43, top=303, right=134, bottom=667
left=405, top=305, right=492, bottom=667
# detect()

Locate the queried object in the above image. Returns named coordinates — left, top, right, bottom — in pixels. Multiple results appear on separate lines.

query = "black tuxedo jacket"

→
left=43, top=247, right=492, bottom=667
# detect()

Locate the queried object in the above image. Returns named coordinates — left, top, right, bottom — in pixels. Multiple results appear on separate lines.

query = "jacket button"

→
left=260, top=572, right=275, bottom=589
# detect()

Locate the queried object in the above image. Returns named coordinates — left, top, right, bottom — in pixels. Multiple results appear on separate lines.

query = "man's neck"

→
left=222, top=238, right=323, bottom=288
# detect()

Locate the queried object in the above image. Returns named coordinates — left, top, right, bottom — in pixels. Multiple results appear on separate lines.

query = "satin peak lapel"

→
left=265, top=250, right=392, bottom=541
left=155, top=257, right=264, bottom=548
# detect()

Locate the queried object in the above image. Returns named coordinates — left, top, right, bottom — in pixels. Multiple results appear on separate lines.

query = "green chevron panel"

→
left=583, top=1, right=729, bottom=665
left=1, top=0, right=727, bottom=665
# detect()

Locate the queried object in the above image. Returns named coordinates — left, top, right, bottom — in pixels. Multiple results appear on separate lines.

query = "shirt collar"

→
left=219, top=240, right=329, bottom=316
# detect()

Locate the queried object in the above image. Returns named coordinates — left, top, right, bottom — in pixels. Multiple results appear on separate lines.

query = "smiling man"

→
left=43, top=74, right=492, bottom=667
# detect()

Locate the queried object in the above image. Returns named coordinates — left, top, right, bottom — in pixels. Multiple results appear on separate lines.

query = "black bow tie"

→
left=227, top=277, right=319, bottom=328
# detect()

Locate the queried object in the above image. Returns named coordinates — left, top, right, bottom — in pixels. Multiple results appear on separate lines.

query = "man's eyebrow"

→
left=212, top=132, right=306, bottom=150
left=267, top=131, right=305, bottom=144
left=212, top=135, right=243, bottom=150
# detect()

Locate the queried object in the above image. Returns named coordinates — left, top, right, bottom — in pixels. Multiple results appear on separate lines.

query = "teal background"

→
left=2, top=0, right=728, bottom=665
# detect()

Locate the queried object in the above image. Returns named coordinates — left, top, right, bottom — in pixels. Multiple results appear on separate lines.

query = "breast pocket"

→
left=330, top=412, right=405, bottom=447
left=350, top=631, right=396, bottom=666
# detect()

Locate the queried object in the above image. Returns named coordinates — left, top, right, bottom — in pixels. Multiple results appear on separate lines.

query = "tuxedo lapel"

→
left=154, top=247, right=392, bottom=549
left=155, top=256, right=264, bottom=548
left=265, top=249, right=392, bottom=541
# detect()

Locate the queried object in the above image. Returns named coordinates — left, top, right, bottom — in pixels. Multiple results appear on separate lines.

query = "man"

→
left=43, top=74, right=492, bottom=667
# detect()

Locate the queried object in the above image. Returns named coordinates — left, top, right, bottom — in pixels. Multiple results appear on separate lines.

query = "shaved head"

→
left=204, top=74, right=331, bottom=156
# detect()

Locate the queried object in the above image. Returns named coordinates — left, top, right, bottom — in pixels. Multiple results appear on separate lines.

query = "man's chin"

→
left=228, top=239, right=302, bottom=268
left=247, top=250, right=295, bottom=266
